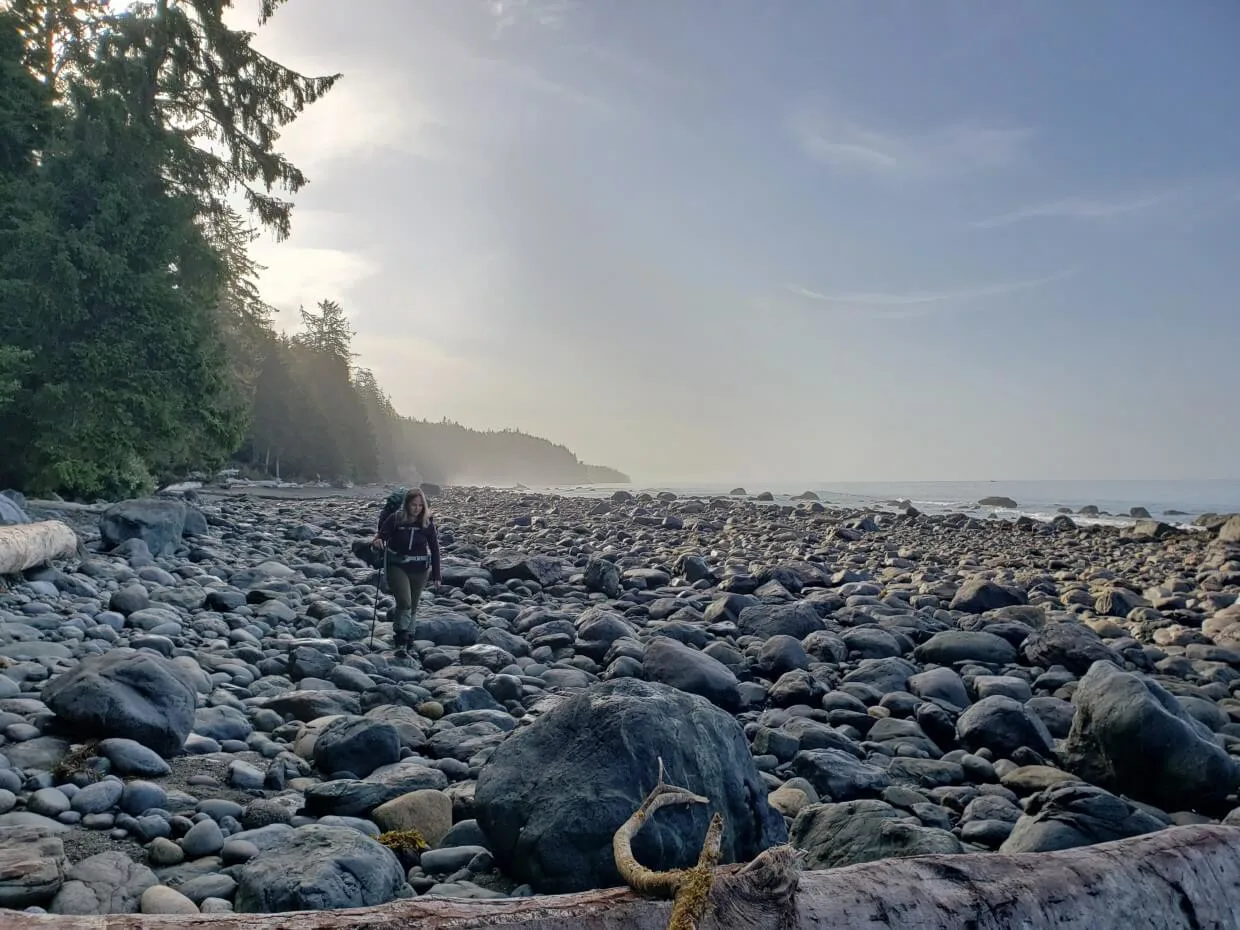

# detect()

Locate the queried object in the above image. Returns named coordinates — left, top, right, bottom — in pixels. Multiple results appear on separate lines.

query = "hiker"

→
left=372, top=487, right=442, bottom=659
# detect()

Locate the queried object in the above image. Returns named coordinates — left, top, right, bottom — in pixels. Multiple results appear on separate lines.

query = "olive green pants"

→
left=386, top=562, right=430, bottom=632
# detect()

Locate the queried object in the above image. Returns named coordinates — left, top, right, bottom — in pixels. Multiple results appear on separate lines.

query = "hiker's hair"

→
left=401, top=488, right=431, bottom=528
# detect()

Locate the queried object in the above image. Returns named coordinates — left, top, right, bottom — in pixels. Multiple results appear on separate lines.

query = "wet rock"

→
left=642, top=636, right=741, bottom=712
left=99, top=499, right=187, bottom=557
left=914, top=630, right=1017, bottom=666
left=49, top=851, right=157, bottom=915
left=1000, top=783, right=1167, bottom=853
left=956, top=695, right=1055, bottom=760
left=950, top=579, right=1026, bottom=613
left=233, top=825, right=404, bottom=913
left=312, top=716, right=402, bottom=779
left=1022, top=623, right=1122, bottom=675
left=303, top=762, right=449, bottom=818
left=790, top=799, right=963, bottom=868
left=0, top=825, right=67, bottom=908
left=1061, top=661, right=1240, bottom=813
left=42, top=649, right=198, bottom=756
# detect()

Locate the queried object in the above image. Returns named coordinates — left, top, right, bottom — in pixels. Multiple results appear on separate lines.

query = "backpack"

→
left=378, top=487, right=407, bottom=532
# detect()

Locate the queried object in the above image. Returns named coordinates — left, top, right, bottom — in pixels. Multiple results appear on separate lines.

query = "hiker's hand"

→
left=372, top=537, right=385, bottom=548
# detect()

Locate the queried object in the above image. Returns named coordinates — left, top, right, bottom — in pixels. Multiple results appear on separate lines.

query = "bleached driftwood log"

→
left=20, top=500, right=108, bottom=514
left=0, top=520, right=79, bottom=575
left=5, top=825, right=1240, bottom=929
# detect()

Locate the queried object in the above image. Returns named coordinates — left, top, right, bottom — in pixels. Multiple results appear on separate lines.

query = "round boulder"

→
left=474, top=678, right=787, bottom=894
left=42, top=649, right=197, bottom=756
left=312, top=716, right=401, bottom=779
left=234, top=825, right=404, bottom=913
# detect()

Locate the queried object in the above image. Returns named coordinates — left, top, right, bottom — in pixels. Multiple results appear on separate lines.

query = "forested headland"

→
left=0, top=1, right=627, bottom=500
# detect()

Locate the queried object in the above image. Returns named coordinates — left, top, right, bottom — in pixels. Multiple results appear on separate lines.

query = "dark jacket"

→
left=378, top=513, right=442, bottom=582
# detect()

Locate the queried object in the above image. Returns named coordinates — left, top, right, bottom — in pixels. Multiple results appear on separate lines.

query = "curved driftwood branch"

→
left=0, top=520, right=79, bottom=575
left=612, top=758, right=798, bottom=930
left=611, top=757, right=709, bottom=898
left=4, top=827, right=1240, bottom=929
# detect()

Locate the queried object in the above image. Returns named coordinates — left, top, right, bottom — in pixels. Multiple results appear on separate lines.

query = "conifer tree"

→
left=0, top=9, right=242, bottom=496
left=94, top=0, right=340, bottom=241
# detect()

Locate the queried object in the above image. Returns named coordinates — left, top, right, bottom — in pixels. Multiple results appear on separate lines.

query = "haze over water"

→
left=534, top=479, right=1240, bottom=527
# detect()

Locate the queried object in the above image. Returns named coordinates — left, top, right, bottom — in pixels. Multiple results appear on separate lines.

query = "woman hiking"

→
left=372, top=487, right=442, bottom=659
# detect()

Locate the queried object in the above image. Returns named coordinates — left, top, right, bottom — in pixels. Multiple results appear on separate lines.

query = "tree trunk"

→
left=4, top=825, right=1239, bottom=929
left=0, top=520, right=79, bottom=575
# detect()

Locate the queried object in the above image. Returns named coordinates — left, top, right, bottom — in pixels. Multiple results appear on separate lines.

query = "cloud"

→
left=267, top=65, right=447, bottom=171
left=787, top=270, right=1072, bottom=318
left=437, top=36, right=615, bottom=115
left=790, top=105, right=1033, bottom=179
left=247, top=239, right=380, bottom=324
left=487, top=0, right=580, bottom=34
left=971, top=190, right=1179, bottom=228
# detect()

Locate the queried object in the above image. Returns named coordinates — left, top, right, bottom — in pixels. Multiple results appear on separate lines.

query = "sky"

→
left=223, top=0, right=1239, bottom=485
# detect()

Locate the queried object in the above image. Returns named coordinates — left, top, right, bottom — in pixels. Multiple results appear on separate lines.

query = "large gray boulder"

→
left=99, top=499, right=186, bottom=557
left=474, top=678, right=787, bottom=894
left=42, top=649, right=198, bottom=756
left=233, top=825, right=404, bottom=913
left=914, top=630, right=1018, bottom=666
left=0, top=492, right=30, bottom=526
left=1000, top=783, right=1166, bottom=853
left=790, top=799, right=963, bottom=869
left=1022, top=623, right=1122, bottom=675
left=312, top=716, right=401, bottom=779
left=48, top=851, right=157, bottom=915
left=642, top=636, right=741, bottom=712
left=480, top=550, right=567, bottom=586
left=302, top=761, right=448, bottom=818
left=736, top=602, right=824, bottom=640
left=1061, top=661, right=1240, bottom=813
left=0, top=826, right=66, bottom=908
left=950, top=579, right=1026, bottom=613
left=956, top=695, right=1055, bottom=760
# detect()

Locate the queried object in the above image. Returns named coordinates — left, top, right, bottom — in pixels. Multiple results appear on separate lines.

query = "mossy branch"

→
left=612, top=757, right=801, bottom=930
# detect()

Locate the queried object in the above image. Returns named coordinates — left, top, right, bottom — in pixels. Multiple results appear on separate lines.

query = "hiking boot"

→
left=392, top=626, right=411, bottom=661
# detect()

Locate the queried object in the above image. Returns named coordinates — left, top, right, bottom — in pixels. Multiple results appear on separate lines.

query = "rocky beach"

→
left=1, top=485, right=1240, bottom=921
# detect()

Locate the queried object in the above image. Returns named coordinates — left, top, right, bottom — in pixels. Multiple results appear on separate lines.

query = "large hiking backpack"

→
left=378, top=487, right=408, bottom=531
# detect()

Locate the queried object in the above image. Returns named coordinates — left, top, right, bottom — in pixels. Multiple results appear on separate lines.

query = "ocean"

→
left=527, top=480, right=1240, bottom=528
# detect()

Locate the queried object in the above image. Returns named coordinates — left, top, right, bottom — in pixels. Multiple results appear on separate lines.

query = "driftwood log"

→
left=3, top=825, right=1240, bottom=929
left=19, top=500, right=108, bottom=514
left=0, top=520, right=79, bottom=575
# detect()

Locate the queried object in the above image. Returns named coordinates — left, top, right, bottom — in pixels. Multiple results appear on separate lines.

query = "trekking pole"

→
left=369, top=546, right=387, bottom=649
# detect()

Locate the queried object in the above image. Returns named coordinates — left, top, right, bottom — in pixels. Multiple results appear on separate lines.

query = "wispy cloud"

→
left=271, top=65, right=446, bottom=170
left=786, top=270, right=1072, bottom=319
left=248, top=241, right=380, bottom=322
left=487, top=0, right=579, bottom=34
left=436, top=35, right=615, bottom=115
left=790, top=105, right=1033, bottom=179
left=972, top=190, right=1179, bottom=229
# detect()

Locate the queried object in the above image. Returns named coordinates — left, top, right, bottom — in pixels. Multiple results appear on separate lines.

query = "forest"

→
left=0, top=0, right=627, bottom=499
